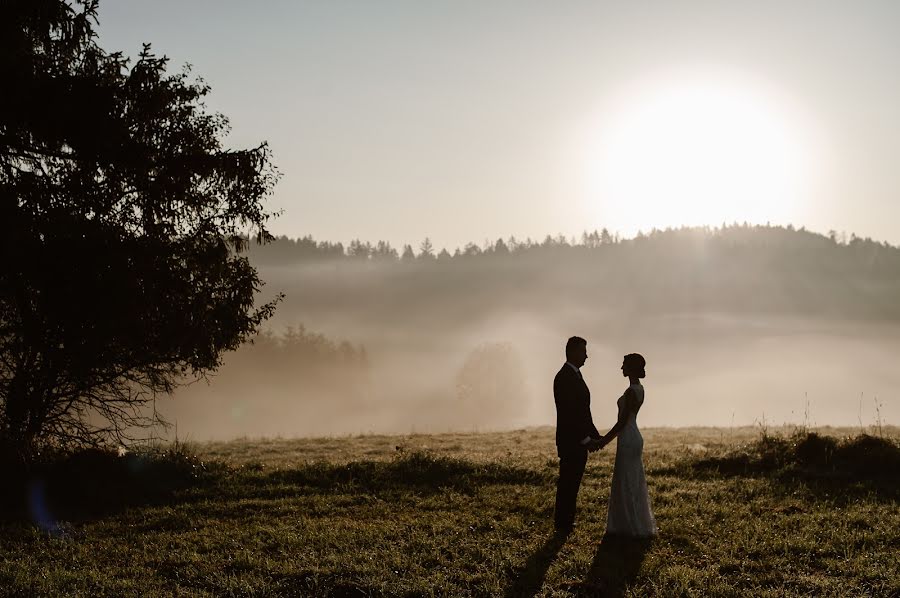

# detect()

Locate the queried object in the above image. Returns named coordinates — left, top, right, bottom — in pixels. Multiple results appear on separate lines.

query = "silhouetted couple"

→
left=553, top=336, right=657, bottom=538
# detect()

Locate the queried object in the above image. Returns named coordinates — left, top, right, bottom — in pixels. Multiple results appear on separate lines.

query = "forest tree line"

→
left=250, top=223, right=898, bottom=269
left=251, top=224, right=900, bottom=324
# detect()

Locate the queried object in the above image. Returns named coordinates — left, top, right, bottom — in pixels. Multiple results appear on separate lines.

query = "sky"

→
left=98, top=1, right=900, bottom=252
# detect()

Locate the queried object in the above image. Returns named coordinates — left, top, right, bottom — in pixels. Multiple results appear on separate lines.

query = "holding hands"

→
left=587, top=436, right=611, bottom=452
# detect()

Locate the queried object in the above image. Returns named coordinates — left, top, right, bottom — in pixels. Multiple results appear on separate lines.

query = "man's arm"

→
left=582, top=379, right=601, bottom=442
left=554, top=369, right=591, bottom=447
left=586, top=413, right=601, bottom=441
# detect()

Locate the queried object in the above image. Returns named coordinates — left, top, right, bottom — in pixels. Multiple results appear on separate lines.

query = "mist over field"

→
left=164, top=225, right=900, bottom=440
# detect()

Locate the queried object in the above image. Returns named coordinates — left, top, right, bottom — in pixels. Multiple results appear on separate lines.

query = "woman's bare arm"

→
left=599, top=388, right=637, bottom=447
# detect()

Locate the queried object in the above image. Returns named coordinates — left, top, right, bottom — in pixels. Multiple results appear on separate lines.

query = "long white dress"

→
left=605, top=382, right=657, bottom=537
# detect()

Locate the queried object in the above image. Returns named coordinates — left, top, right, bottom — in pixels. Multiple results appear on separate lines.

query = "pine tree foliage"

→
left=0, top=1, right=281, bottom=459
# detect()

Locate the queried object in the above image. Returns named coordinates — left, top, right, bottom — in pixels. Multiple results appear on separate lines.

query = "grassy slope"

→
left=0, top=427, right=897, bottom=597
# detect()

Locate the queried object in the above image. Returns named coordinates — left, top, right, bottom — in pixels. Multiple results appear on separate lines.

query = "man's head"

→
left=565, top=336, right=588, bottom=367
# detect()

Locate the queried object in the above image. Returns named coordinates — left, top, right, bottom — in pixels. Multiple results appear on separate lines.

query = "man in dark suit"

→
left=553, top=336, right=602, bottom=534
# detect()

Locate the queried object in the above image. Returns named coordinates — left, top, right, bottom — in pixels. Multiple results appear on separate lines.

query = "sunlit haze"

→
left=576, top=69, right=818, bottom=235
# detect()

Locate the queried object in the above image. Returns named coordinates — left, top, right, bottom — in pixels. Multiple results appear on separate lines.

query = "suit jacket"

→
left=554, top=363, right=601, bottom=456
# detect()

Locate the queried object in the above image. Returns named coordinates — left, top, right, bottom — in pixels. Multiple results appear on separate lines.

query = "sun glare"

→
left=579, top=73, right=814, bottom=233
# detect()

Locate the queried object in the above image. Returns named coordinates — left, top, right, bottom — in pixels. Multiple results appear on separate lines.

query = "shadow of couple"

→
left=504, top=531, right=653, bottom=597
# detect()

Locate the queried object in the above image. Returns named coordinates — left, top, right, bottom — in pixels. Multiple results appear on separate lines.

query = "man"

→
left=553, top=336, right=602, bottom=534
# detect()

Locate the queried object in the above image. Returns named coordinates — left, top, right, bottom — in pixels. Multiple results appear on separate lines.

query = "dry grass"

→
left=1, top=426, right=897, bottom=597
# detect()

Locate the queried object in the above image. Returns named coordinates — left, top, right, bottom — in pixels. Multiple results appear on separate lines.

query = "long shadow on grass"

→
left=576, top=536, right=652, bottom=597
left=503, top=531, right=568, bottom=598
left=658, top=433, right=900, bottom=505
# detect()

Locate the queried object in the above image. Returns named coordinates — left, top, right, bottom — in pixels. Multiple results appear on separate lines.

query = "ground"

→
left=0, top=426, right=897, bottom=597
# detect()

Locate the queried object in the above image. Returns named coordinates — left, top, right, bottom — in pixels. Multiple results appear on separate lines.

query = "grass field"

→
left=1, top=426, right=898, bottom=597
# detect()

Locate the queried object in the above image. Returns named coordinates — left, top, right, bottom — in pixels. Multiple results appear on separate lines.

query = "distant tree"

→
left=418, top=237, right=435, bottom=259
left=296, top=236, right=320, bottom=259
left=437, top=248, right=452, bottom=260
left=456, top=342, right=528, bottom=423
left=582, top=230, right=601, bottom=249
left=462, top=242, right=482, bottom=257
left=400, top=244, right=416, bottom=261
left=372, top=240, right=398, bottom=261
left=493, top=238, right=509, bottom=256
left=0, top=1, right=280, bottom=460
left=348, top=239, right=370, bottom=259
left=324, top=240, right=345, bottom=259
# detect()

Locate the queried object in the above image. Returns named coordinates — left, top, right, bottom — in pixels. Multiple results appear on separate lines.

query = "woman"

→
left=599, top=353, right=657, bottom=538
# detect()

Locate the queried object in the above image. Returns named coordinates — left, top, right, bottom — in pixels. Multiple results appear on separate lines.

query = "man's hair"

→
left=565, top=336, right=587, bottom=354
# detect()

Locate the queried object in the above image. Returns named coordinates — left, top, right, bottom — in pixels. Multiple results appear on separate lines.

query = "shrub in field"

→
left=689, top=430, right=900, bottom=482
left=0, top=442, right=217, bottom=522
left=833, top=433, right=900, bottom=475
left=263, top=450, right=551, bottom=496
left=792, top=432, right=838, bottom=467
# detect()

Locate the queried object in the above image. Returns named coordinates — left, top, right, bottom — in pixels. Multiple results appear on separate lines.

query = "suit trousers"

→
left=554, top=449, right=588, bottom=529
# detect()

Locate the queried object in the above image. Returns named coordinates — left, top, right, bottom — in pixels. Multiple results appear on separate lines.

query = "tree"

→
left=418, top=237, right=435, bottom=259
left=1, top=1, right=281, bottom=459
left=462, top=242, right=481, bottom=257
left=372, top=240, right=398, bottom=261
left=456, top=342, right=528, bottom=425
left=400, top=244, right=416, bottom=261
left=347, top=239, right=370, bottom=259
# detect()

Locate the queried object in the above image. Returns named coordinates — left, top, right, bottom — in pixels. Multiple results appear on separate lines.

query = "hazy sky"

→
left=98, top=1, right=900, bottom=251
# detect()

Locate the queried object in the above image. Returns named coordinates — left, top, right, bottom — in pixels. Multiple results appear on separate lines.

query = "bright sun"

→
left=580, top=73, right=814, bottom=232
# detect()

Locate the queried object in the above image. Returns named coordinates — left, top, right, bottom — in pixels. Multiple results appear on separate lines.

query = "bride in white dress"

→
left=599, top=353, right=657, bottom=538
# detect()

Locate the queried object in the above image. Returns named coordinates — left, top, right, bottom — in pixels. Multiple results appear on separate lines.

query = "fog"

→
left=163, top=226, right=900, bottom=440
